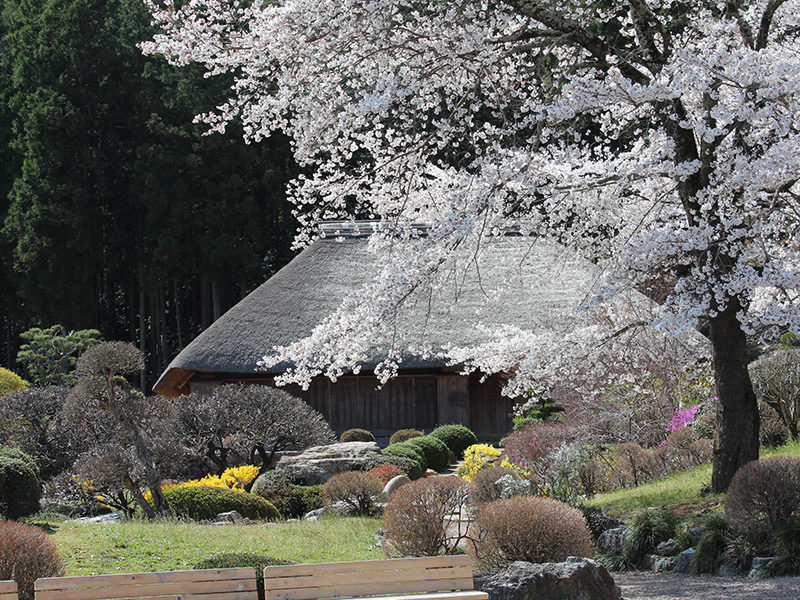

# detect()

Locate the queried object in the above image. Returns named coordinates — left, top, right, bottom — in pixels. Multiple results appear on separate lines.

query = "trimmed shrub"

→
left=0, top=367, right=26, bottom=398
left=194, top=553, right=293, bottom=600
left=430, top=425, right=477, bottom=459
left=340, top=429, right=375, bottom=443
left=468, top=496, right=594, bottom=571
left=758, top=401, right=789, bottom=448
left=251, top=468, right=299, bottom=497
left=365, top=455, right=420, bottom=480
left=382, top=476, right=469, bottom=557
left=406, top=436, right=449, bottom=471
left=390, top=429, right=423, bottom=445
left=323, top=471, right=384, bottom=515
left=470, top=466, right=520, bottom=505
left=610, top=442, right=658, bottom=488
left=369, top=464, right=404, bottom=485
left=622, top=508, right=678, bottom=566
left=0, top=521, right=65, bottom=600
left=725, top=456, right=800, bottom=547
left=382, top=444, right=426, bottom=479
left=0, top=448, right=41, bottom=519
left=255, top=485, right=323, bottom=519
left=164, top=486, right=279, bottom=521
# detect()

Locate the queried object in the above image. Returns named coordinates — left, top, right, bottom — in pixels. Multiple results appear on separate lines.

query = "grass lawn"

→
left=588, top=438, right=800, bottom=519
left=48, top=516, right=383, bottom=575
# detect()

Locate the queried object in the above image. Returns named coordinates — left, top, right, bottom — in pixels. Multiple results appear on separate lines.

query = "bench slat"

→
left=264, top=566, right=472, bottom=592
left=263, top=557, right=471, bottom=579
left=0, top=580, right=18, bottom=600
left=35, top=577, right=256, bottom=600
left=265, top=576, right=477, bottom=600
left=35, top=568, right=255, bottom=591
left=330, top=592, right=488, bottom=600
left=41, top=593, right=254, bottom=600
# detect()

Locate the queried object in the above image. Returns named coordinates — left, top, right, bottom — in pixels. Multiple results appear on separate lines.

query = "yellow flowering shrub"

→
left=145, top=465, right=261, bottom=503
left=458, top=444, right=501, bottom=482
left=500, top=456, right=532, bottom=479
left=0, top=367, right=27, bottom=398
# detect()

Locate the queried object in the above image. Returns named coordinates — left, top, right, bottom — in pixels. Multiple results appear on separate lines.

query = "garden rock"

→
left=674, top=548, right=696, bottom=574
left=276, top=441, right=382, bottom=484
left=597, top=526, right=626, bottom=555
left=688, top=528, right=704, bottom=546
left=73, top=510, right=125, bottom=524
left=715, top=564, right=741, bottom=577
left=474, top=558, right=621, bottom=600
left=652, top=556, right=678, bottom=573
left=656, top=539, right=679, bottom=556
left=383, top=475, right=411, bottom=497
left=213, top=510, right=244, bottom=523
left=748, top=557, right=775, bottom=579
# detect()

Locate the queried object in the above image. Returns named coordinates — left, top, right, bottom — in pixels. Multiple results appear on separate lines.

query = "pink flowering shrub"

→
left=502, top=423, right=578, bottom=479
left=665, top=404, right=701, bottom=435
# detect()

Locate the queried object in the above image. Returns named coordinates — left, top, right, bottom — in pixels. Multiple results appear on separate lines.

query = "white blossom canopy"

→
left=142, top=0, right=799, bottom=395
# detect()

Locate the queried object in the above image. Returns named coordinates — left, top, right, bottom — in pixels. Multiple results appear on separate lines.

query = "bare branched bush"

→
left=468, top=496, right=594, bottom=571
left=750, top=349, right=800, bottom=440
left=323, top=471, right=383, bottom=515
left=0, top=521, right=65, bottom=600
left=470, top=466, right=520, bottom=505
left=688, top=438, right=713, bottom=465
left=382, top=476, right=470, bottom=557
left=610, top=442, right=658, bottom=488
left=178, top=384, right=334, bottom=472
left=725, top=456, right=800, bottom=548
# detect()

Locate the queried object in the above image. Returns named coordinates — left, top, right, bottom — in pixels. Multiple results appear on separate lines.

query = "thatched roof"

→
left=154, top=222, right=673, bottom=396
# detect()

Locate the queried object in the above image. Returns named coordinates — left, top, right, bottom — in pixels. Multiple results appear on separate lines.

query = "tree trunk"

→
left=710, top=298, right=760, bottom=492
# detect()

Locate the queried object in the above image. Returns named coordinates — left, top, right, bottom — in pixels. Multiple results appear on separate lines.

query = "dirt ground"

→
left=614, top=572, right=800, bottom=600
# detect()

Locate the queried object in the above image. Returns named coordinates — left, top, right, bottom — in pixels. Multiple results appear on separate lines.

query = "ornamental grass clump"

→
left=468, top=496, right=594, bottom=571
left=0, top=521, right=65, bottom=600
left=622, top=508, right=678, bottom=567
left=322, top=471, right=383, bottom=516
left=382, top=476, right=469, bottom=557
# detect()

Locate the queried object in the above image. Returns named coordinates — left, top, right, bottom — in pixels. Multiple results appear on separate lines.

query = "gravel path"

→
left=614, top=572, right=800, bottom=600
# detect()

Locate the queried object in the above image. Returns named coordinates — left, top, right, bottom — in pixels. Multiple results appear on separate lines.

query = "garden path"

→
left=614, top=572, right=800, bottom=600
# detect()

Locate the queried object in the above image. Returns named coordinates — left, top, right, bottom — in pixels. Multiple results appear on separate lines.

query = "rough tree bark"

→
left=709, top=299, right=760, bottom=492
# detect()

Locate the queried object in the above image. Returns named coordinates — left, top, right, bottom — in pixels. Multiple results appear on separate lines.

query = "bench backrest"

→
left=34, top=567, right=258, bottom=600
left=0, top=580, right=18, bottom=600
left=263, top=556, right=475, bottom=600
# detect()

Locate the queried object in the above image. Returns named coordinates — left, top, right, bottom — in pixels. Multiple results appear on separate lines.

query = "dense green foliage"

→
left=194, top=554, right=294, bottom=600
left=389, top=429, right=423, bottom=445
left=0, top=0, right=297, bottom=385
left=622, top=508, right=678, bottom=567
left=15, top=326, right=100, bottom=386
left=430, top=424, right=477, bottom=459
left=0, top=366, right=25, bottom=396
left=381, top=444, right=426, bottom=479
left=0, top=446, right=41, bottom=518
left=340, top=429, right=375, bottom=443
left=163, top=485, right=279, bottom=521
left=405, top=435, right=449, bottom=471
left=364, top=454, right=419, bottom=480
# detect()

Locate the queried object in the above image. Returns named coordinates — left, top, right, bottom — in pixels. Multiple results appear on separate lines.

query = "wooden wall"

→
left=189, top=371, right=513, bottom=441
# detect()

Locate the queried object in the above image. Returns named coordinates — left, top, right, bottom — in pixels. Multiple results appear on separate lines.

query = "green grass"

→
left=588, top=438, right=800, bottom=519
left=49, top=517, right=383, bottom=575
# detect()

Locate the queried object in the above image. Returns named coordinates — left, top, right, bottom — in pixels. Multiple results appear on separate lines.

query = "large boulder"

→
left=276, top=441, right=382, bottom=484
left=474, top=558, right=621, bottom=600
left=596, top=526, right=626, bottom=555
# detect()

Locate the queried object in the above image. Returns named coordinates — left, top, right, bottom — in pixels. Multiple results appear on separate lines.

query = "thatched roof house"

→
left=155, top=221, right=664, bottom=440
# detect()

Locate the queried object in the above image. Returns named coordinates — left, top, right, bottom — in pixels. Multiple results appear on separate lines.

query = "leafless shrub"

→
left=178, top=384, right=335, bottom=472
left=688, top=438, right=713, bottom=465
left=468, top=496, right=594, bottom=571
left=382, top=476, right=470, bottom=557
left=323, top=471, right=384, bottom=515
left=470, top=466, right=520, bottom=505
left=610, top=442, right=658, bottom=488
left=725, top=456, right=800, bottom=548
left=0, top=521, right=65, bottom=600
left=749, top=349, right=800, bottom=440
left=758, top=400, right=789, bottom=448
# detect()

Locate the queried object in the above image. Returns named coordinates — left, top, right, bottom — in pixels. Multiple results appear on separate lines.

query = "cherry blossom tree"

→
left=142, top=0, right=800, bottom=490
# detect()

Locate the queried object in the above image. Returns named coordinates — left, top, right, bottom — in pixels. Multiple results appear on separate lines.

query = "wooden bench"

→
left=0, top=581, right=18, bottom=600
left=262, top=556, right=488, bottom=600
left=34, top=567, right=258, bottom=600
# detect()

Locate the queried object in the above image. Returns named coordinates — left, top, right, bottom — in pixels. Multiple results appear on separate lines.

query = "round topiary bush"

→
left=725, top=455, right=800, bottom=547
left=194, top=553, right=294, bottom=600
left=389, top=429, right=423, bottom=445
left=164, top=486, right=280, bottom=521
left=430, top=424, right=477, bottom=459
left=365, top=455, right=420, bottom=480
left=340, top=428, right=375, bottom=443
left=251, top=468, right=299, bottom=497
left=0, top=520, right=65, bottom=600
left=0, top=367, right=26, bottom=399
left=0, top=447, right=42, bottom=519
left=406, top=436, right=450, bottom=471
left=382, top=443, right=427, bottom=479
left=468, top=495, right=594, bottom=570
